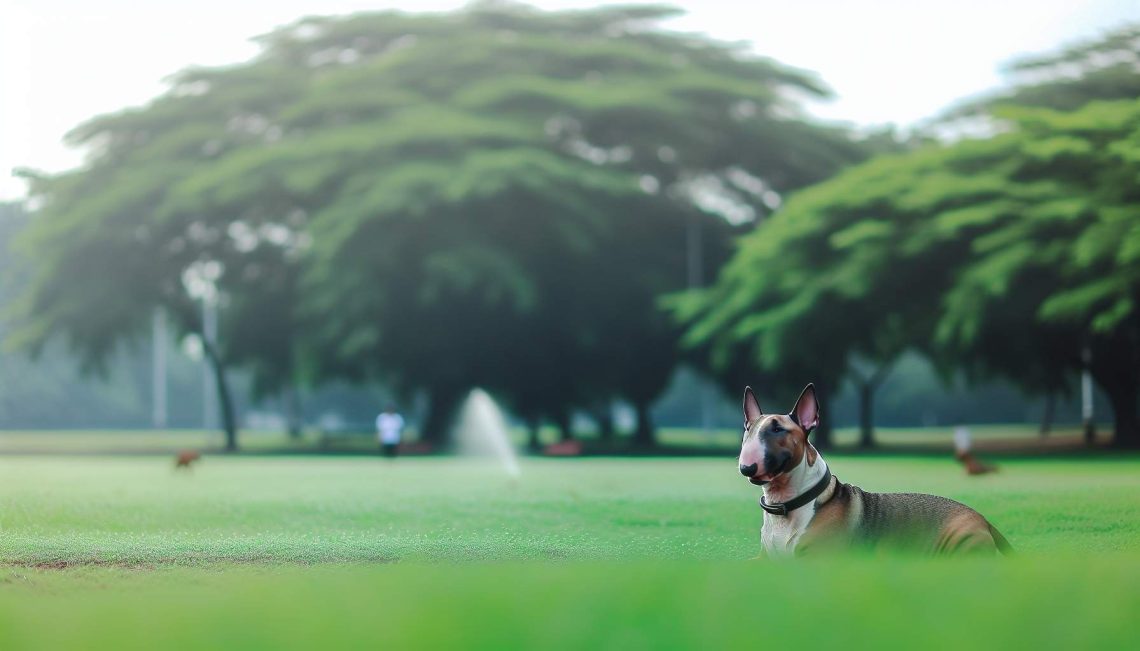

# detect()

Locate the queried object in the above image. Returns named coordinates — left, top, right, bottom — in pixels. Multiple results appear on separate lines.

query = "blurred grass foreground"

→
left=0, top=454, right=1139, bottom=649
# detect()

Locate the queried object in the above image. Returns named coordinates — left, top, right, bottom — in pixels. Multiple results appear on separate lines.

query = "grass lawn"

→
left=1, top=453, right=1138, bottom=649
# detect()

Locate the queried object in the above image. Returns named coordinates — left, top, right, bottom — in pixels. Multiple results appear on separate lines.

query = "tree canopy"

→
left=9, top=2, right=868, bottom=446
left=965, top=24, right=1140, bottom=114
left=673, top=25, right=1140, bottom=448
left=674, top=97, right=1140, bottom=447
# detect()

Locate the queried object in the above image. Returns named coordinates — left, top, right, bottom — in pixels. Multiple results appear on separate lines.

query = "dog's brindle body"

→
left=739, top=384, right=1011, bottom=557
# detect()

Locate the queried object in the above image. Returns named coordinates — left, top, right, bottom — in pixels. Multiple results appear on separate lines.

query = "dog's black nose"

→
left=739, top=463, right=758, bottom=477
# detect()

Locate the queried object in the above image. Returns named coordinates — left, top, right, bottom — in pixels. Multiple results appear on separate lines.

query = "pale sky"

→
left=1, top=0, right=1137, bottom=200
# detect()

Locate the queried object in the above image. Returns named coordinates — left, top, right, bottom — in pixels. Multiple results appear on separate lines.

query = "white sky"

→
left=1, top=0, right=1137, bottom=200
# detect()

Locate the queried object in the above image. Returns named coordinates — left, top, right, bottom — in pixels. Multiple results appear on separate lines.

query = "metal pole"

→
left=152, top=309, right=168, bottom=429
left=202, top=296, right=218, bottom=431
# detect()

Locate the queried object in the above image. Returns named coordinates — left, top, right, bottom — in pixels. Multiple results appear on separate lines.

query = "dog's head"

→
left=738, top=384, right=820, bottom=486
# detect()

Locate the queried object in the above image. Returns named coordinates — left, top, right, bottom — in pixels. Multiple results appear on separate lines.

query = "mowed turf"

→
left=1, top=454, right=1139, bottom=649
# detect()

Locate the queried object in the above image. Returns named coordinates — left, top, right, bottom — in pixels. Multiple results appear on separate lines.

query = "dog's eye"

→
left=771, top=423, right=783, bottom=433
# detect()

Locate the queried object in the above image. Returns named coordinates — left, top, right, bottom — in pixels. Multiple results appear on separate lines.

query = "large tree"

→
left=224, top=3, right=869, bottom=443
left=9, top=3, right=868, bottom=447
left=676, top=97, right=1140, bottom=447
left=934, top=24, right=1140, bottom=444
left=675, top=26, right=1140, bottom=448
left=667, top=167, right=926, bottom=449
left=10, top=62, right=315, bottom=450
left=936, top=101, right=1140, bottom=446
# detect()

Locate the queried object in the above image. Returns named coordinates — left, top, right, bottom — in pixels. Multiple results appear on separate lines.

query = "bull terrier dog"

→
left=738, top=384, right=1012, bottom=557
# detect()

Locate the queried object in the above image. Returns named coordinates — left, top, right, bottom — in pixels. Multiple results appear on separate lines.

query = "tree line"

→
left=6, top=4, right=1138, bottom=448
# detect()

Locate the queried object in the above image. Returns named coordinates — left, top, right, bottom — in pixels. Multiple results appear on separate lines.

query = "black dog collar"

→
left=759, top=467, right=833, bottom=516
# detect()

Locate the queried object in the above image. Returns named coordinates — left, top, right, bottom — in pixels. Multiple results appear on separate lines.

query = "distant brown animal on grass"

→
left=955, top=450, right=998, bottom=476
left=952, top=427, right=997, bottom=475
left=544, top=440, right=583, bottom=456
left=174, top=450, right=201, bottom=469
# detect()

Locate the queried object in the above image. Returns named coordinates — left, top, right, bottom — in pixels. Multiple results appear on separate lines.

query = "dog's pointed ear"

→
left=743, top=386, right=763, bottom=427
left=792, top=383, right=820, bottom=434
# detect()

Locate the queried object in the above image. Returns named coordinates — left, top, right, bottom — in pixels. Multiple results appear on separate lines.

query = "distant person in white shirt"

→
left=953, top=426, right=972, bottom=455
left=376, top=404, right=404, bottom=458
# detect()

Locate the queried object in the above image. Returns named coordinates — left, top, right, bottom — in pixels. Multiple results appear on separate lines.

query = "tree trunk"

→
left=812, top=382, right=832, bottom=450
left=858, top=382, right=875, bottom=449
left=852, top=363, right=892, bottom=450
left=525, top=416, right=541, bottom=452
left=201, top=339, right=238, bottom=452
left=632, top=401, right=655, bottom=448
left=1091, top=342, right=1140, bottom=449
left=1039, top=393, right=1055, bottom=436
left=593, top=405, right=615, bottom=442
left=421, top=387, right=463, bottom=447
left=1106, top=383, right=1140, bottom=449
left=554, top=410, right=573, bottom=442
left=286, top=385, right=303, bottom=439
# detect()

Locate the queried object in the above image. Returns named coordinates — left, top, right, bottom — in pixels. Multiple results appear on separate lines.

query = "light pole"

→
left=183, top=258, right=224, bottom=436
left=152, top=309, right=168, bottom=429
left=202, top=294, right=218, bottom=431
